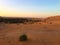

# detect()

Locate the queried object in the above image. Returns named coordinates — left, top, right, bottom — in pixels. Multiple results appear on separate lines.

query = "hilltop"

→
left=45, top=16, right=60, bottom=22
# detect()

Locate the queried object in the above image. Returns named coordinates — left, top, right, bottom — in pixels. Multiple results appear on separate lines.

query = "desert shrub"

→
left=19, top=34, right=28, bottom=41
left=50, top=22, right=52, bottom=24
left=23, top=22, right=27, bottom=24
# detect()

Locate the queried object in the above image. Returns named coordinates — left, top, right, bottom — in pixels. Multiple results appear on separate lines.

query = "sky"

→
left=0, top=0, right=60, bottom=18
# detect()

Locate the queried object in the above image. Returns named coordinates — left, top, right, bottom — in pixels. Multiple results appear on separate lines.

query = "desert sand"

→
left=0, top=16, right=60, bottom=45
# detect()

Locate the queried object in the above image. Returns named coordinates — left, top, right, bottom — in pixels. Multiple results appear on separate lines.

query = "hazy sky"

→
left=0, top=0, right=60, bottom=17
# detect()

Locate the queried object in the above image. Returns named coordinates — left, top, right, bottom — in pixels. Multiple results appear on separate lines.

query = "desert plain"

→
left=0, top=16, right=60, bottom=45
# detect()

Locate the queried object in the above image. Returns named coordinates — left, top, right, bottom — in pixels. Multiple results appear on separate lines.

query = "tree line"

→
left=0, top=17, right=41, bottom=24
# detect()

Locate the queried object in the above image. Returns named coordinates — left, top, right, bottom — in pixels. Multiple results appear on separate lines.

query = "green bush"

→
left=19, top=34, right=28, bottom=41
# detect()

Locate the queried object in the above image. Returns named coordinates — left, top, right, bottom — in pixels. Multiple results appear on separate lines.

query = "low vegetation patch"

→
left=19, top=34, right=28, bottom=42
